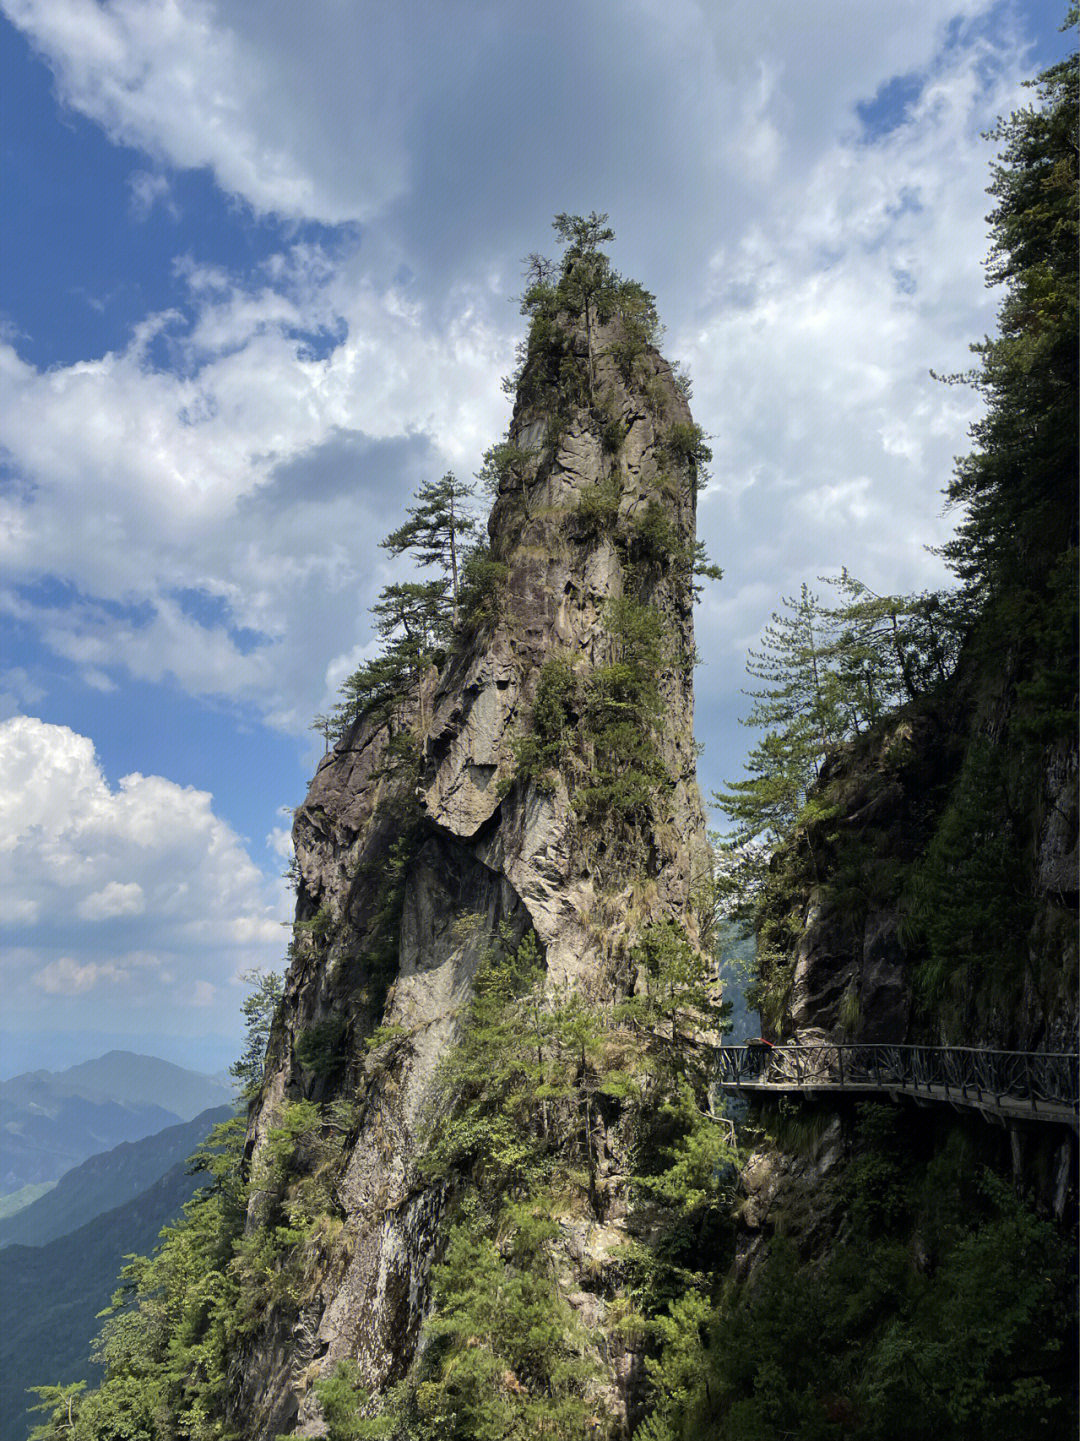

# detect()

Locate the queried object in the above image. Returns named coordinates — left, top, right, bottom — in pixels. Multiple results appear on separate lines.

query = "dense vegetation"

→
left=317, top=920, right=732, bottom=1440
left=671, top=1104, right=1075, bottom=1441
left=25, top=926, right=730, bottom=1441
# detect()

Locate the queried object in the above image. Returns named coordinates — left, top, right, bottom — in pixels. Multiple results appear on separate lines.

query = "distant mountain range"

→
left=0, top=1182, right=55, bottom=1222
left=0, top=1051, right=234, bottom=1194
left=0, top=1104, right=233, bottom=1249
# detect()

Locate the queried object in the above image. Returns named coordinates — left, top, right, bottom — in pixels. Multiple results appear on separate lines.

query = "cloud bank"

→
left=0, top=715, right=287, bottom=1030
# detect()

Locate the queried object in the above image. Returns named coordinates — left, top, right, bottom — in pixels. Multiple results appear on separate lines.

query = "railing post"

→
left=838, top=1047, right=845, bottom=1088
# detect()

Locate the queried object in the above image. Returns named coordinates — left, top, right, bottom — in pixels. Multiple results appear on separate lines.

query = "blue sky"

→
left=0, top=0, right=1071, bottom=1075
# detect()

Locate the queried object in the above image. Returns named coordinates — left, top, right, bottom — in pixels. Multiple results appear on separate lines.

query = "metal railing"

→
left=715, top=1044, right=1079, bottom=1123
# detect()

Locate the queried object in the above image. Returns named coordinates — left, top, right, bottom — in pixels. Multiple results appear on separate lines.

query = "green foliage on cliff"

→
left=942, top=34, right=1078, bottom=612
left=380, top=473, right=478, bottom=624
left=294, top=1016, right=349, bottom=1078
left=329, top=470, right=497, bottom=741
left=894, top=32, right=1078, bottom=1018
left=230, top=968, right=285, bottom=1101
left=508, top=656, right=577, bottom=793
left=413, top=1206, right=598, bottom=1440
left=658, top=421, right=712, bottom=473
left=230, top=1098, right=354, bottom=1332
left=307, top=1360, right=388, bottom=1440
left=507, top=595, right=671, bottom=839
left=713, top=574, right=963, bottom=1026
left=24, top=1096, right=361, bottom=1441
left=303, top=916, right=733, bottom=1441
left=22, top=971, right=359, bottom=1441
left=902, top=738, right=1036, bottom=1016
left=507, top=211, right=664, bottom=413
left=577, top=596, right=668, bottom=826
left=658, top=1107, right=1077, bottom=1441
left=717, top=577, right=964, bottom=873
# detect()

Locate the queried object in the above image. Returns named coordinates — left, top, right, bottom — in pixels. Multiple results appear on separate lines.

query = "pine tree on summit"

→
left=551, top=211, right=617, bottom=394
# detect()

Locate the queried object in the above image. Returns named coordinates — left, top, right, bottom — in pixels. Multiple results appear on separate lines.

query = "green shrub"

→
left=599, top=403, right=627, bottom=454
left=295, top=1016, right=348, bottom=1077
left=629, top=500, right=680, bottom=567
left=575, top=476, right=622, bottom=535
left=310, top=1359, right=391, bottom=1439
left=509, top=656, right=578, bottom=793
left=477, top=441, right=536, bottom=496
left=457, top=546, right=509, bottom=631
left=903, top=740, right=1034, bottom=1019
left=660, top=422, right=712, bottom=469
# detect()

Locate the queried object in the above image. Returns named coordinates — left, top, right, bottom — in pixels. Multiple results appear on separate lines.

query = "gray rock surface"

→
left=232, top=315, right=713, bottom=1437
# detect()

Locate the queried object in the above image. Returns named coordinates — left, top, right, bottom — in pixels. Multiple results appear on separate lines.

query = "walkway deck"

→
left=715, top=1043, right=1079, bottom=1128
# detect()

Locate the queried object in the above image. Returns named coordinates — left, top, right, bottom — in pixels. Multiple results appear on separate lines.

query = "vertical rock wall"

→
left=233, top=315, right=713, bottom=1437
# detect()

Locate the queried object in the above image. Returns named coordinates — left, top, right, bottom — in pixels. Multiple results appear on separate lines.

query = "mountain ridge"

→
left=0, top=1051, right=233, bottom=1194
left=0, top=1103, right=233, bottom=1249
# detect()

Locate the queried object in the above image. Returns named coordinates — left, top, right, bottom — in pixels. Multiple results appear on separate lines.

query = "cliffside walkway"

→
left=715, top=1043, right=1079, bottom=1128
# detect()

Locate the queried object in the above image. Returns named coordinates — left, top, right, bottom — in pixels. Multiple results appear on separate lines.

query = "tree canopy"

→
left=943, top=32, right=1078, bottom=603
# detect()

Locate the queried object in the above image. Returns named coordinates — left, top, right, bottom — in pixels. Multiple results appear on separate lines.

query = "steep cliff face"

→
left=234, top=308, right=712, bottom=1436
left=711, top=634, right=1078, bottom=1437
left=758, top=650, right=1078, bottom=1055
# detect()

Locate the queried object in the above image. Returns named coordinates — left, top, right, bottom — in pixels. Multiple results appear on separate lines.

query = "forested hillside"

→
left=2, top=1121, right=233, bottom=1441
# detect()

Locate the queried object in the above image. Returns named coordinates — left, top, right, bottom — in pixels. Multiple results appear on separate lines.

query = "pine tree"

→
left=942, top=23, right=1078, bottom=603
left=330, top=475, right=484, bottom=739
left=551, top=211, right=617, bottom=395
left=380, top=473, right=478, bottom=627
left=714, top=585, right=840, bottom=869
left=818, top=570, right=966, bottom=722
left=229, top=968, right=284, bottom=1100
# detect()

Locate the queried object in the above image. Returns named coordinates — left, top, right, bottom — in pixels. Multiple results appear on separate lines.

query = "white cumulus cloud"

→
left=77, top=880, right=146, bottom=921
left=0, top=250, right=513, bottom=731
left=33, top=955, right=126, bottom=995
left=0, top=0, right=1054, bottom=798
left=0, top=715, right=288, bottom=1028
left=2, top=0, right=409, bottom=222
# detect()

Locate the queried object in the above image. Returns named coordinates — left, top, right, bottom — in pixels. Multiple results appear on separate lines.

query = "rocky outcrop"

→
left=782, top=709, right=962, bottom=1046
left=233, top=312, right=712, bottom=1437
left=771, top=679, right=1077, bottom=1053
